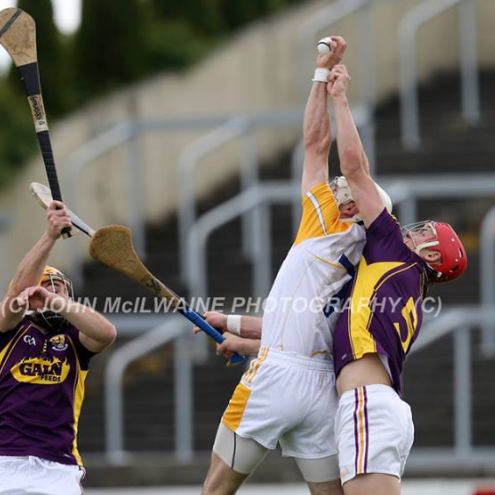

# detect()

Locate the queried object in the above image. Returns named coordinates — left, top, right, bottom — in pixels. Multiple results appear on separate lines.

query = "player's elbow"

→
left=340, top=148, right=366, bottom=177
left=101, top=322, right=117, bottom=347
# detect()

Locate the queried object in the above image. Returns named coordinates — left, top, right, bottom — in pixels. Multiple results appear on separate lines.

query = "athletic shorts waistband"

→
left=264, top=348, right=334, bottom=371
left=339, top=384, right=397, bottom=404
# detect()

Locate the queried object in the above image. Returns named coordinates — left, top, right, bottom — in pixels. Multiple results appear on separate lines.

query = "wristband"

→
left=226, top=314, right=242, bottom=336
left=312, top=68, right=330, bottom=83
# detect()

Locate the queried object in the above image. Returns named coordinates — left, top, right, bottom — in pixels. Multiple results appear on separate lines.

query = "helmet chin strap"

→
left=413, top=239, right=439, bottom=256
left=412, top=239, right=443, bottom=276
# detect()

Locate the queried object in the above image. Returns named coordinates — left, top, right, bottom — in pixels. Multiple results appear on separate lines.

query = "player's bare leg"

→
left=202, top=453, right=248, bottom=495
left=307, top=480, right=344, bottom=495
left=343, top=473, right=401, bottom=495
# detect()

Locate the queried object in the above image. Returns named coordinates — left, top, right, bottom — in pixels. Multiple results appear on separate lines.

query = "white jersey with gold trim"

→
left=260, top=182, right=365, bottom=360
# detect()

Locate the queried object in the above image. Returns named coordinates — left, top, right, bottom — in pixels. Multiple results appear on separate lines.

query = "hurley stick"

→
left=30, top=182, right=94, bottom=237
left=30, top=184, right=244, bottom=366
left=89, top=226, right=245, bottom=366
left=0, top=8, right=72, bottom=237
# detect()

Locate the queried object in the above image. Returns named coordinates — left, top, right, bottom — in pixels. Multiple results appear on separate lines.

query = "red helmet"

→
left=402, top=221, right=467, bottom=283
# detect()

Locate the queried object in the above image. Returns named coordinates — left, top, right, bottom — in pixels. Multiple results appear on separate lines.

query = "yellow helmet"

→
left=38, top=266, right=74, bottom=299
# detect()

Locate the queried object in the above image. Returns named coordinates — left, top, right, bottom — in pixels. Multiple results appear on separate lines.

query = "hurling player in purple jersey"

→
left=327, top=65, right=467, bottom=495
left=0, top=201, right=117, bottom=495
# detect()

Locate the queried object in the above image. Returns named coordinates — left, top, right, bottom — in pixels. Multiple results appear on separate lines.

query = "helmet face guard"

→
left=30, top=310, right=68, bottom=332
left=402, top=221, right=467, bottom=283
left=38, top=266, right=74, bottom=300
left=330, top=176, right=353, bottom=206
left=33, top=266, right=74, bottom=331
left=401, top=221, right=439, bottom=252
left=330, top=176, right=393, bottom=223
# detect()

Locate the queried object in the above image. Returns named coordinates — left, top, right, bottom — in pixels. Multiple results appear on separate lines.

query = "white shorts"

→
left=221, top=347, right=339, bottom=460
left=0, top=455, right=85, bottom=495
left=335, top=384, right=414, bottom=484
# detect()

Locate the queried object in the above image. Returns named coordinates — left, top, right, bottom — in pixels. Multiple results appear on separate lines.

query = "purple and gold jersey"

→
left=0, top=318, right=94, bottom=466
left=333, top=209, right=429, bottom=394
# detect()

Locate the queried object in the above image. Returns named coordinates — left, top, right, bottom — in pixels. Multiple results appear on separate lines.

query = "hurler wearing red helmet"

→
left=327, top=63, right=467, bottom=495
left=402, top=220, right=467, bottom=283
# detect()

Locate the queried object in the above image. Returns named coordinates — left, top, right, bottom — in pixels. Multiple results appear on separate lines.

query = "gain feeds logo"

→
left=49, top=334, right=68, bottom=352
left=11, top=357, right=70, bottom=384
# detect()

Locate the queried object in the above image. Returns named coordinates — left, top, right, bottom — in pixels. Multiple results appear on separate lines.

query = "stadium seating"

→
left=77, top=69, right=495, bottom=483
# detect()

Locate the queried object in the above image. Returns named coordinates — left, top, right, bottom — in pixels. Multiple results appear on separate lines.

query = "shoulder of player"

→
left=303, top=181, right=335, bottom=203
left=294, top=221, right=364, bottom=251
left=366, top=209, right=400, bottom=236
left=3, top=318, right=34, bottom=335
left=390, top=255, right=429, bottom=287
left=323, top=220, right=364, bottom=237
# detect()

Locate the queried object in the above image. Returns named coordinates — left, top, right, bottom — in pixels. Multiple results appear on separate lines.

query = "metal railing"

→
left=177, top=111, right=302, bottom=284
left=298, top=0, right=480, bottom=150
left=177, top=116, right=253, bottom=280
left=63, top=105, right=373, bottom=293
left=65, top=123, right=138, bottom=286
left=186, top=172, right=495, bottom=307
left=64, top=114, right=254, bottom=285
left=178, top=103, right=373, bottom=290
left=100, top=305, right=495, bottom=466
left=480, top=205, right=495, bottom=358
left=398, top=0, right=480, bottom=149
left=408, top=307, right=495, bottom=469
left=104, top=317, right=193, bottom=465
left=186, top=182, right=297, bottom=300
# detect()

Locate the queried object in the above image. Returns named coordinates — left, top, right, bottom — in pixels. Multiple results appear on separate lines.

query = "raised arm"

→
left=0, top=201, right=72, bottom=332
left=301, top=36, right=347, bottom=198
left=13, top=286, right=116, bottom=353
left=329, top=65, right=383, bottom=227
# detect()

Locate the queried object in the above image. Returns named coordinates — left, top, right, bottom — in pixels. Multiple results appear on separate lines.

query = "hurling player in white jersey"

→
left=198, top=37, right=391, bottom=495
